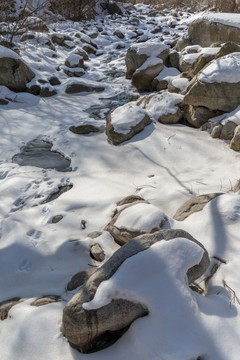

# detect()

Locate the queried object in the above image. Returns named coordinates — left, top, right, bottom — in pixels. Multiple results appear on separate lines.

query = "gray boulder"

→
left=62, top=229, right=210, bottom=353
left=0, top=49, right=35, bottom=92
left=132, top=58, right=164, bottom=92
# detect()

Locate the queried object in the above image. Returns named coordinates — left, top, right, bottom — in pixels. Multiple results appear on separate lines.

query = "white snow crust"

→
left=198, top=53, right=240, bottom=83
left=111, top=102, right=147, bottom=134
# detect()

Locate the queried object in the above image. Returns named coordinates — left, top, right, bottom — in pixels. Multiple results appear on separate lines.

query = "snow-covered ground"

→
left=1, top=3, right=240, bottom=360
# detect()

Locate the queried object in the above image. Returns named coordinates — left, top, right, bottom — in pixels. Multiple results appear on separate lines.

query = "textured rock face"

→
left=188, top=19, right=240, bottom=47
left=132, top=60, right=164, bottom=92
left=230, top=125, right=240, bottom=151
left=173, top=193, right=223, bottom=221
left=184, top=54, right=240, bottom=112
left=0, top=57, right=35, bottom=92
left=62, top=229, right=210, bottom=353
left=183, top=105, right=217, bottom=128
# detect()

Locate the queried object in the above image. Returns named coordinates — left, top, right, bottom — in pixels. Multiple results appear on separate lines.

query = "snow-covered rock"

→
left=184, top=53, right=240, bottom=112
left=62, top=230, right=210, bottom=353
left=0, top=45, right=35, bottom=92
left=106, top=102, right=151, bottom=145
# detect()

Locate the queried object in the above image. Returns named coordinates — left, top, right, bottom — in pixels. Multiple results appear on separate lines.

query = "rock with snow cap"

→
left=62, top=229, right=210, bottom=353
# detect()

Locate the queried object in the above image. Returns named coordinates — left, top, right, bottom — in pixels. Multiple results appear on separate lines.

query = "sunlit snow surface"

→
left=1, top=4, right=240, bottom=360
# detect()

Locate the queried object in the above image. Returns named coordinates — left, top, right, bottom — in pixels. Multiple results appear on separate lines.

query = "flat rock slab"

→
left=174, top=193, right=223, bottom=221
left=12, top=139, right=71, bottom=172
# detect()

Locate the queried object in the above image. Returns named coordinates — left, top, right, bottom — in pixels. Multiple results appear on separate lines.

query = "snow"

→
left=136, top=56, right=163, bottom=71
left=110, top=102, right=147, bottom=134
left=171, top=77, right=189, bottom=91
left=114, top=202, right=166, bottom=232
left=154, top=66, right=180, bottom=82
left=198, top=53, right=240, bottom=83
left=130, top=41, right=169, bottom=57
left=0, top=45, right=20, bottom=60
left=145, top=91, right=183, bottom=120
left=65, top=53, right=83, bottom=67
left=1, top=4, right=240, bottom=360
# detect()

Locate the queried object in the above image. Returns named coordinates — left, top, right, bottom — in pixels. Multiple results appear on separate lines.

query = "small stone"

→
left=90, top=243, right=105, bottom=262
left=30, top=295, right=61, bottom=307
left=69, top=124, right=99, bottom=134
left=52, top=215, right=63, bottom=223
left=49, top=76, right=61, bottom=86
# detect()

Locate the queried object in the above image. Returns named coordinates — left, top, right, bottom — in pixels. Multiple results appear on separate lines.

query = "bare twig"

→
left=223, top=280, right=240, bottom=306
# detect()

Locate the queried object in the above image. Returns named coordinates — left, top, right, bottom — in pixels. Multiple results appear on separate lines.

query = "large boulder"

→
left=62, top=229, right=210, bottom=353
left=0, top=46, right=35, bottom=92
left=106, top=102, right=152, bottom=145
left=188, top=16, right=240, bottom=47
left=125, top=42, right=169, bottom=79
left=184, top=53, right=240, bottom=112
left=230, top=124, right=240, bottom=151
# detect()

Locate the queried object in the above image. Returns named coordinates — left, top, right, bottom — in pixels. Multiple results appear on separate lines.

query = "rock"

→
left=69, top=124, right=99, bottom=135
left=168, top=77, right=189, bottom=94
left=220, top=121, right=237, bottom=140
left=26, top=84, right=41, bottom=95
left=169, top=50, right=180, bottom=69
left=211, top=124, right=223, bottom=138
left=173, top=193, right=222, bottom=221
left=67, top=268, right=97, bottom=291
left=184, top=53, right=240, bottom=112
left=179, top=53, right=200, bottom=73
left=145, top=91, right=184, bottom=124
left=87, top=231, right=103, bottom=239
left=175, top=35, right=192, bottom=51
left=62, top=229, right=209, bottom=353
left=105, top=201, right=167, bottom=246
left=21, top=33, right=35, bottom=42
left=132, top=57, right=164, bottom=92
left=230, top=125, right=240, bottom=151
left=65, top=54, right=84, bottom=68
left=106, top=102, right=152, bottom=145
left=0, top=99, right=9, bottom=105
left=63, top=68, right=85, bottom=78
left=188, top=17, right=240, bottom=47
left=125, top=42, right=169, bottom=79
left=90, top=243, right=105, bottom=262
left=51, top=33, right=72, bottom=46
left=64, top=40, right=75, bottom=49
left=49, top=76, right=61, bottom=86
left=114, top=30, right=124, bottom=39
left=187, top=51, right=217, bottom=79
left=0, top=48, right=35, bottom=92
left=183, top=105, right=216, bottom=128
left=101, top=1, right=123, bottom=15
left=65, top=81, right=104, bottom=94
left=40, top=87, right=57, bottom=97
left=0, top=297, right=22, bottom=320
left=82, top=44, right=97, bottom=55
left=52, top=215, right=63, bottom=223
left=215, top=41, right=240, bottom=60
left=74, top=48, right=89, bottom=60
left=30, top=295, right=60, bottom=307
left=116, top=195, right=144, bottom=206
